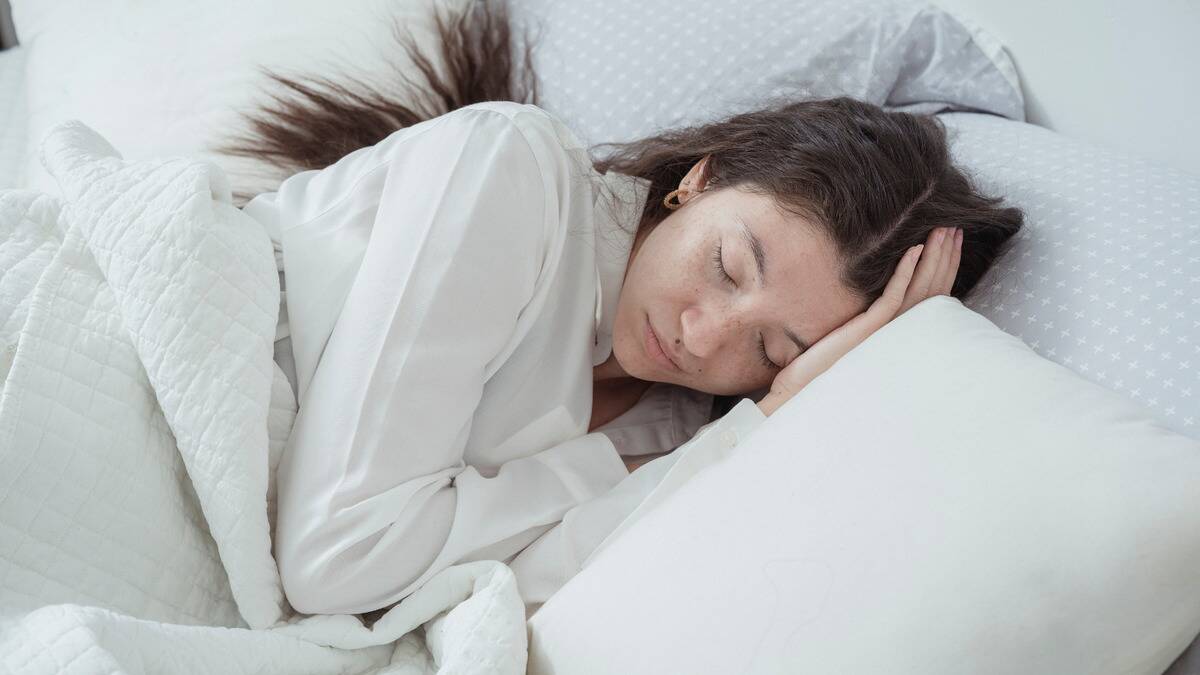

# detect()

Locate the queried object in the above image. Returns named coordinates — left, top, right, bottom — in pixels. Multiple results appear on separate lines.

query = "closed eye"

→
left=757, top=334, right=778, bottom=370
left=711, top=242, right=735, bottom=286
left=712, top=242, right=780, bottom=370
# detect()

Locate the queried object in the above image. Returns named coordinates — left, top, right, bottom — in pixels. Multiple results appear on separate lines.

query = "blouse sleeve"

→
left=272, top=103, right=629, bottom=616
left=507, top=397, right=767, bottom=616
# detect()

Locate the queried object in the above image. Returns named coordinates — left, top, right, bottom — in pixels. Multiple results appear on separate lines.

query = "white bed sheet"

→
left=0, top=46, right=27, bottom=189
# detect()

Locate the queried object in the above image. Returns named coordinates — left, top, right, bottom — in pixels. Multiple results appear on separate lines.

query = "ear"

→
left=678, top=153, right=715, bottom=197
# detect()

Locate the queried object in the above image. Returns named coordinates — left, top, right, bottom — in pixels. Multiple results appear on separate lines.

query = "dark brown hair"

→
left=213, top=0, right=541, bottom=204
left=216, top=0, right=1023, bottom=409
left=591, top=98, right=1023, bottom=303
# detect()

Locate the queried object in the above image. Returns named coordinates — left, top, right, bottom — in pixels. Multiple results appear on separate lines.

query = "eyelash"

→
left=711, top=242, right=779, bottom=370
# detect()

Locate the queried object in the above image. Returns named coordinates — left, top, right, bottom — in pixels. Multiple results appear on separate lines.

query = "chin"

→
left=619, top=344, right=652, bottom=382
left=614, top=342, right=660, bottom=384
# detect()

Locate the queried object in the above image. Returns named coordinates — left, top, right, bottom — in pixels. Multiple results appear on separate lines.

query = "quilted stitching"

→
left=0, top=121, right=528, bottom=674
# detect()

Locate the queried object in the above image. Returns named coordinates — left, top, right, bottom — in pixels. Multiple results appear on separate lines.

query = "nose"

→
left=679, top=301, right=741, bottom=361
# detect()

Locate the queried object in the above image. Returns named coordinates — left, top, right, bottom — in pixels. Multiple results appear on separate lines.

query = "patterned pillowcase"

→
left=943, top=111, right=1198, bottom=440
left=508, top=0, right=1025, bottom=149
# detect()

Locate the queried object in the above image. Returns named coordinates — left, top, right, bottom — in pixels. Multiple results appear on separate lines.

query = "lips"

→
left=645, top=316, right=681, bottom=372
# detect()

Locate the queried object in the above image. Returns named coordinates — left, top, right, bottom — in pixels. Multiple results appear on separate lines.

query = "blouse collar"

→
left=591, top=170, right=652, bottom=367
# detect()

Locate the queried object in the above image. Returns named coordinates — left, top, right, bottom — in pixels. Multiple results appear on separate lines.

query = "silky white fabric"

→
left=241, top=101, right=766, bottom=618
left=273, top=342, right=718, bottom=459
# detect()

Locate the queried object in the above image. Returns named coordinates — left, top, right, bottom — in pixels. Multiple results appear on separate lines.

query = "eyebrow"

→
left=735, top=216, right=810, bottom=353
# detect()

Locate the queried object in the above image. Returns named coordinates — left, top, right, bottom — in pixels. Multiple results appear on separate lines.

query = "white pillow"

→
left=942, top=112, right=1200, bottom=441
left=527, top=295, right=1200, bottom=675
left=10, top=0, right=471, bottom=199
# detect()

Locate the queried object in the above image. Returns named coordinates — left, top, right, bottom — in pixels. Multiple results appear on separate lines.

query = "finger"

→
left=899, top=229, right=946, bottom=313
left=870, top=244, right=923, bottom=320
left=931, top=226, right=958, bottom=296
left=944, top=227, right=963, bottom=295
left=907, top=228, right=947, bottom=301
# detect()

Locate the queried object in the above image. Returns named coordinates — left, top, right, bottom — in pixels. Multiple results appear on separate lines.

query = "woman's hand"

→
left=757, top=226, right=963, bottom=417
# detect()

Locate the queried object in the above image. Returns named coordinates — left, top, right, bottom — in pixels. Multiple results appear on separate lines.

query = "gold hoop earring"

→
left=663, top=188, right=689, bottom=211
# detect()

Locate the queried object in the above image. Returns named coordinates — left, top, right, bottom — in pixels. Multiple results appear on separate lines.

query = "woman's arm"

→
left=272, top=103, right=629, bottom=616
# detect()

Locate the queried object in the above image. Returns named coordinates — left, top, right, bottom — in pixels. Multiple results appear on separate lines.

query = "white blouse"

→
left=241, top=101, right=766, bottom=619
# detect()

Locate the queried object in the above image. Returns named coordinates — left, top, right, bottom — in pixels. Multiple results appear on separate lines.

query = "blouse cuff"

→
left=691, top=396, right=768, bottom=445
left=722, top=396, right=768, bottom=440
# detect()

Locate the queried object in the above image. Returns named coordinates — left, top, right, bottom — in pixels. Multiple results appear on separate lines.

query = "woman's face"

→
left=610, top=158, right=868, bottom=396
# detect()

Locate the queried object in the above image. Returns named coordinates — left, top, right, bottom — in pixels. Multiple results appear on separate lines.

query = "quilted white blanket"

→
left=0, top=122, right=528, bottom=674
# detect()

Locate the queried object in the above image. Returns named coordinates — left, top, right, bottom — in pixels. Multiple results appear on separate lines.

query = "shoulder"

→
left=452, top=101, right=588, bottom=152
left=441, top=102, right=595, bottom=190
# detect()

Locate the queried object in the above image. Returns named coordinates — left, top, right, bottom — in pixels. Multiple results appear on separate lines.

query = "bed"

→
left=1, top=0, right=1198, bottom=672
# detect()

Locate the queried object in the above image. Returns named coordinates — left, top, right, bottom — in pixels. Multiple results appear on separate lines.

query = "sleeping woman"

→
left=222, top=0, right=1023, bottom=618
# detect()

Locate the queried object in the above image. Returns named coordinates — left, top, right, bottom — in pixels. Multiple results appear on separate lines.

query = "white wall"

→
left=933, top=0, right=1200, bottom=177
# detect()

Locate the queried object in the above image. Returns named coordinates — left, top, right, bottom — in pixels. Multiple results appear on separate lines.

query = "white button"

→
left=719, top=430, right=738, bottom=447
